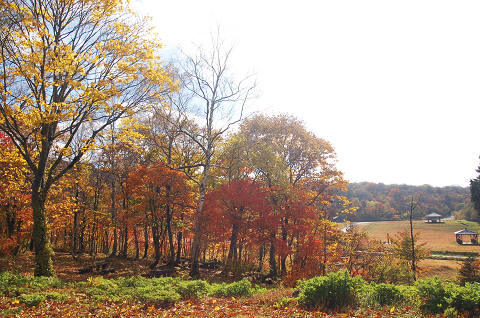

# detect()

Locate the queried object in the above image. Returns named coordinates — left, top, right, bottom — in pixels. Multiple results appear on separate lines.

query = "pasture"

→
left=356, top=219, right=480, bottom=278
left=357, top=219, right=480, bottom=253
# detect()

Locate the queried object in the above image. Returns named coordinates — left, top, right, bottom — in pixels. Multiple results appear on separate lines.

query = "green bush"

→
left=447, top=282, right=480, bottom=314
left=297, top=270, right=364, bottom=311
left=273, top=297, right=296, bottom=309
left=82, top=275, right=259, bottom=305
left=19, top=293, right=46, bottom=307
left=208, top=279, right=256, bottom=297
left=371, top=283, right=402, bottom=306
left=444, top=307, right=458, bottom=318
left=134, top=286, right=181, bottom=306
left=43, top=291, right=68, bottom=302
left=0, top=271, right=63, bottom=297
left=415, top=276, right=451, bottom=314
left=84, top=276, right=127, bottom=302
left=177, top=280, right=208, bottom=298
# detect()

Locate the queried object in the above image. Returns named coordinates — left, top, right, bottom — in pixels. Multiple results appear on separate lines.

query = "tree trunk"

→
left=176, top=230, right=182, bottom=263
left=151, top=222, right=161, bottom=268
left=258, top=246, right=264, bottom=272
left=190, top=152, right=211, bottom=277
left=109, top=180, right=117, bottom=258
left=119, top=225, right=128, bottom=258
left=269, top=234, right=277, bottom=277
left=409, top=198, right=417, bottom=281
left=71, top=211, right=79, bottom=258
left=281, top=220, right=288, bottom=275
left=133, top=226, right=139, bottom=260
left=166, top=204, right=175, bottom=266
left=143, top=224, right=149, bottom=259
left=227, top=223, right=239, bottom=268
left=32, top=192, right=55, bottom=276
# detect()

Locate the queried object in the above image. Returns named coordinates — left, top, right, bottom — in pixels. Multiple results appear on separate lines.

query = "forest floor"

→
left=0, top=252, right=436, bottom=317
left=2, top=220, right=478, bottom=317
left=0, top=289, right=426, bottom=318
left=0, top=251, right=230, bottom=283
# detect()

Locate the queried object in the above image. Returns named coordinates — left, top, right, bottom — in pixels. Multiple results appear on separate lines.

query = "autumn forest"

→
left=1, top=1, right=479, bottom=317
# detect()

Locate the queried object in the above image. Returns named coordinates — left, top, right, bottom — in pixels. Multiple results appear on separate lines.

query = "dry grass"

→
left=358, top=219, right=480, bottom=253
left=356, top=219, right=480, bottom=279
left=419, top=259, right=461, bottom=278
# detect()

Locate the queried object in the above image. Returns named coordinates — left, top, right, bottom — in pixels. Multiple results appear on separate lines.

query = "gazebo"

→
left=454, top=228, right=478, bottom=245
left=425, top=213, right=442, bottom=223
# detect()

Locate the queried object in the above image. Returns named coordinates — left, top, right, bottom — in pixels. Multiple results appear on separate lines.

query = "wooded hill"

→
left=346, top=182, right=469, bottom=222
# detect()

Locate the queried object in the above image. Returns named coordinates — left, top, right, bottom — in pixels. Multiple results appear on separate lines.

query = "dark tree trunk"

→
left=166, top=205, right=175, bottom=266
left=227, top=223, right=239, bottom=267
left=119, top=225, right=128, bottom=258
left=72, top=211, right=79, bottom=258
left=269, top=234, right=277, bottom=277
left=109, top=180, right=117, bottom=258
left=103, top=230, right=110, bottom=254
left=143, top=224, right=149, bottom=259
left=32, top=191, right=55, bottom=276
left=280, top=218, right=288, bottom=275
left=151, top=223, right=161, bottom=268
left=6, top=208, right=15, bottom=238
left=258, top=246, right=264, bottom=272
left=176, top=231, right=182, bottom=263
left=133, top=226, right=139, bottom=260
left=409, top=197, right=417, bottom=281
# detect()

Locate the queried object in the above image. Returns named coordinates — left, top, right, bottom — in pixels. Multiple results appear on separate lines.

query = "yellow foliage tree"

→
left=0, top=0, right=174, bottom=276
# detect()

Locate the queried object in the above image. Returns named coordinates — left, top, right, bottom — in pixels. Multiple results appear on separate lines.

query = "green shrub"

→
left=1, top=307, right=22, bottom=317
left=19, top=293, right=46, bottom=307
left=134, top=286, right=181, bottom=306
left=177, top=280, right=208, bottom=298
left=84, top=276, right=127, bottom=302
left=208, top=279, right=256, bottom=297
left=447, top=282, right=480, bottom=314
left=371, top=283, right=403, bottom=306
left=444, top=307, right=458, bottom=318
left=0, top=271, right=63, bottom=297
left=297, top=270, right=364, bottom=311
left=43, top=291, right=68, bottom=302
left=273, top=297, right=296, bottom=309
left=415, top=276, right=451, bottom=314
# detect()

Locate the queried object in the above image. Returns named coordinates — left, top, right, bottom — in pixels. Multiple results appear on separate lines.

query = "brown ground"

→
left=0, top=251, right=175, bottom=282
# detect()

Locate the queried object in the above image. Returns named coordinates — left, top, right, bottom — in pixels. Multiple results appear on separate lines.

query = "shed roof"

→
left=454, top=228, right=478, bottom=235
left=425, top=213, right=442, bottom=218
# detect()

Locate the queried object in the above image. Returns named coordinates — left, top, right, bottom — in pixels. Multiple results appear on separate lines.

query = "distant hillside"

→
left=346, top=182, right=469, bottom=222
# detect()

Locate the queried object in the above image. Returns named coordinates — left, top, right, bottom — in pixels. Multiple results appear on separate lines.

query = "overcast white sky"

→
left=133, top=0, right=480, bottom=187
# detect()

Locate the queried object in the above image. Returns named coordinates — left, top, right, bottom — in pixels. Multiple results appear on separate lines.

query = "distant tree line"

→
left=345, top=182, right=469, bottom=222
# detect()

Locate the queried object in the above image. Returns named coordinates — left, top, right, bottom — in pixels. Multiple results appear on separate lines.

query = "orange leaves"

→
left=128, top=163, right=193, bottom=219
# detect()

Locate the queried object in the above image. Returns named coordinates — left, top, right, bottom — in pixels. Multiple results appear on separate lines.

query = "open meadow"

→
left=357, top=219, right=480, bottom=278
left=357, top=219, right=480, bottom=253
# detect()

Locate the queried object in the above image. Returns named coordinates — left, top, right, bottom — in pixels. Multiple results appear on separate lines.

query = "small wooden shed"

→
left=454, top=228, right=478, bottom=245
left=425, top=212, right=442, bottom=223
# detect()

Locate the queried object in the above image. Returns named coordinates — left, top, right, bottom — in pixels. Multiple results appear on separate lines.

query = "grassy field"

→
left=356, top=219, right=480, bottom=278
left=357, top=219, right=480, bottom=253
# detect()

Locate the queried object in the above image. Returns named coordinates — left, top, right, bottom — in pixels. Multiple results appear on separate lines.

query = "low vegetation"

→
left=2, top=270, right=479, bottom=317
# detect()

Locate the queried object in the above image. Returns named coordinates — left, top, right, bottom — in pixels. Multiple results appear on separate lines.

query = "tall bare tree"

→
left=177, top=36, right=255, bottom=277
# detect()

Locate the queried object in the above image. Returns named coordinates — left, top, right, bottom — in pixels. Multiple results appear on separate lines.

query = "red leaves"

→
left=128, top=163, right=193, bottom=218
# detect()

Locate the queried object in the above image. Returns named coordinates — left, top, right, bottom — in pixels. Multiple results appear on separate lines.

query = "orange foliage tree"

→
left=128, top=163, right=193, bottom=268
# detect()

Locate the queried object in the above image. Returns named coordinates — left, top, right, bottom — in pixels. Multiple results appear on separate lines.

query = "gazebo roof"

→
left=454, top=228, right=478, bottom=235
left=425, top=213, right=442, bottom=218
